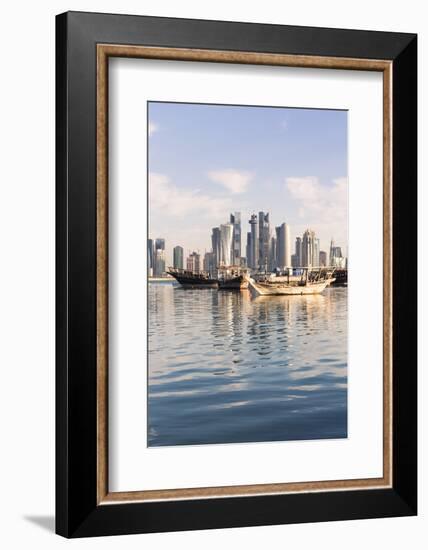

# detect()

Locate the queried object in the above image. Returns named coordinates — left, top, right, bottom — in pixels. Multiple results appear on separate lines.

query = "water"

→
left=148, top=284, right=347, bottom=447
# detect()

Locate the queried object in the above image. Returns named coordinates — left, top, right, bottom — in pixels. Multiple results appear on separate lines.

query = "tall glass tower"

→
left=249, top=214, right=258, bottom=269
left=230, top=212, right=241, bottom=265
left=276, top=222, right=291, bottom=269
left=258, top=212, right=270, bottom=270
left=173, top=245, right=184, bottom=269
left=219, top=223, right=233, bottom=266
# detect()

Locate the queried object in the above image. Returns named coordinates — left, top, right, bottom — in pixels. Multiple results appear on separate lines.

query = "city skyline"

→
left=148, top=102, right=348, bottom=268
left=148, top=210, right=347, bottom=277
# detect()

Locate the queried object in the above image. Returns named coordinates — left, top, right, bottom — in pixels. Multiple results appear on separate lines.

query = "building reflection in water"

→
left=148, top=283, right=347, bottom=447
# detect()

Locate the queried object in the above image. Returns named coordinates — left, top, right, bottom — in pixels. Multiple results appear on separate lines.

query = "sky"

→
left=148, top=101, right=348, bottom=267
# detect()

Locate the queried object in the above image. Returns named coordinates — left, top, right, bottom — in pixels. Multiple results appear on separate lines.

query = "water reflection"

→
left=148, top=284, right=347, bottom=446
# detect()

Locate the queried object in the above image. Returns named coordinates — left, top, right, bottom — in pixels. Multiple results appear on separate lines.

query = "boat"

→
left=331, top=268, right=348, bottom=286
left=167, top=267, right=218, bottom=288
left=248, top=268, right=335, bottom=296
left=218, top=265, right=249, bottom=290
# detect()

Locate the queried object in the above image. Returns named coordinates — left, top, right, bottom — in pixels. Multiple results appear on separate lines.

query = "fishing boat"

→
left=218, top=265, right=249, bottom=290
left=167, top=267, right=218, bottom=288
left=248, top=268, right=335, bottom=296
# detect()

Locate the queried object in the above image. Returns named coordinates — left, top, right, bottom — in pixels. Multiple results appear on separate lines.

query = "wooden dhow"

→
left=248, top=268, right=335, bottom=296
left=218, top=265, right=249, bottom=290
left=167, top=267, right=218, bottom=288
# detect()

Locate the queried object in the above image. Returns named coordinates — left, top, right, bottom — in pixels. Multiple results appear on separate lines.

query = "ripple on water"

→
left=148, top=284, right=348, bottom=446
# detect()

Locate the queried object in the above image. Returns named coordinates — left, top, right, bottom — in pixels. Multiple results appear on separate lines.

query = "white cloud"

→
left=148, top=122, right=158, bottom=136
left=207, top=169, right=253, bottom=194
left=149, top=172, right=232, bottom=218
left=286, top=176, right=348, bottom=246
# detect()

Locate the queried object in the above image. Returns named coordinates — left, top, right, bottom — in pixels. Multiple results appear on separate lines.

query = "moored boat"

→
left=248, top=268, right=335, bottom=296
left=218, top=265, right=249, bottom=290
left=218, top=274, right=249, bottom=290
left=167, top=267, right=218, bottom=288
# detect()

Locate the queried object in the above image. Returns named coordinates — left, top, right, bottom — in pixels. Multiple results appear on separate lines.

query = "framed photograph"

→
left=56, top=11, right=417, bottom=537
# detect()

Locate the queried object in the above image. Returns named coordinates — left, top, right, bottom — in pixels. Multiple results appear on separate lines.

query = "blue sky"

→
left=148, top=102, right=348, bottom=266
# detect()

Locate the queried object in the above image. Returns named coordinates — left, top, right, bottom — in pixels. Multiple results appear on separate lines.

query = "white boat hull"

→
left=248, top=278, right=330, bottom=296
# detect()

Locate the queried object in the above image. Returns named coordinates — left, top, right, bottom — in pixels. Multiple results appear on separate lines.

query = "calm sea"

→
left=148, top=284, right=347, bottom=446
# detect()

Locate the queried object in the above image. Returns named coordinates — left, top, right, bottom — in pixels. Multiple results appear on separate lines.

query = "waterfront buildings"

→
left=147, top=238, right=154, bottom=277
left=173, top=245, right=184, bottom=270
left=300, top=229, right=321, bottom=267
left=246, top=231, right=252, bottom=269
left=155, top=238, right=165, bottom=252
left=203, top=251, right=216, bottom=276
left=269, top=235, right=277, bottom=272
left=149, top=215, right=346, bottom=278
left=302, top=229, right=315, bottom=267
left=295, top=236, right=302, bottom=267
left=258, top=212, right=270, bottom=271
left=211, top=227, right=221, bottom=271
left=314, top=238, right=320, bottom=267
left=186, top=251, right=201, bottom=273
left=148, top=237, right=167, bottom=277
left=275, top=222, right=291, bottom=270
left=219, top=223, right=234, bottom=266
left=154, top=248, right=166, bottom=276
left=248, top=214, right=258, bottom=269
left=230, top=212, right=242, bottom=265
left=329, top=239, right=346, bottom=268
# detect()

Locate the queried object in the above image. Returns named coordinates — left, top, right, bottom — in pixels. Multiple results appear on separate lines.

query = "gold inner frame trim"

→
left=96, top=44, right=393, bottom=504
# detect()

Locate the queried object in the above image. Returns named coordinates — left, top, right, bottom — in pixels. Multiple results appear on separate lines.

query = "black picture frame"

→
left=56, top=11, right=417, bottom=538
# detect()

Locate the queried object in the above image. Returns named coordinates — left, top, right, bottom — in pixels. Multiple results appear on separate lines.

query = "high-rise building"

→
left=249, top=214, right=258, bottom=269
left=230, top=212, right=241, bottom=265
left=186, top=251, right=201, bottom=273
left=173, top=245, right=183, bottom=269
left=246, top=231, right=252, bottom=269
left=302, top=229, right=315, bottom=267
left=313, top=238, right=320, bottom=267
left=295, top=237, right=302, bottom=267
left=154, top=248, right=166, bottom=277
left=211, top=227, right=221, bottom=270
left=291, top=254, right=299, bottom=268
left=203, top=251, right=215, bottom=276
left=276, top=222, right=291, bottom=269
left=269, top=235, right=277, bottom=271
left=147, top=238, right=154, bottom=277
left=155, top=238, right=165, bottom=251
left=219, top=223, right=233, bottom=266
left=329, top=239, right=346, bottom=268
left=258, top=212, right=270, bottom=270
left=319, top=250, right=327, bottom=266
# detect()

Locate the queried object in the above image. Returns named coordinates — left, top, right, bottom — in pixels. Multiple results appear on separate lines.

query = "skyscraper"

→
left=155, top=238, right=165, bottom=251
left=230, top=212, right=241, bottom=265
left=152, top=238, right=166, bottom=276
left=203, top=251, right=215, bottom=276
left=147, top=238, right=154, bottom=277
left=173, top=245, right=183, bottom=269
left=211, top=227, right=221, bottom=270
left=313, top=238, right=320, bottom=267
left=258, top=211, right=270, bottom=270
left=154, top=248, right=166, bottom=277
left=302, top=229, right=315, bottom=267
left=219, top=223, right=233, bottom=266
left=329, top=239, right=345, bottom=267
left=319, top=251, right=327, bottom=266
left=186, top=251, right=201, bottom=273
left=249, top=214, right=258, bottom=269
left=269, top=235, right=277, bottom=271
left=276, top=222, right=291, bottom=269
left=295, top=236, right=302, bottom=267
left=246, top=231, right=252, bottom=269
